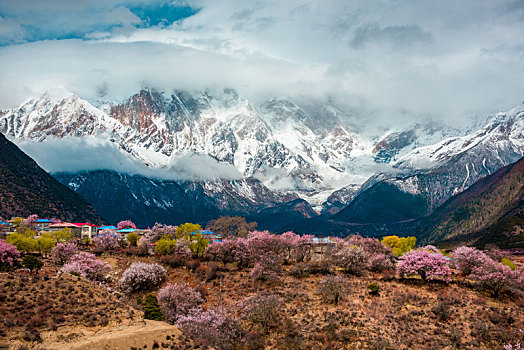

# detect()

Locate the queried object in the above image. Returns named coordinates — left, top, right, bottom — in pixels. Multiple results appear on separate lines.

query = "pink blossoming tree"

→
left=0, top=239, right=20, bottom=269
left=176, top=309, right=244, bottom=349
left=397, top=250, right=452, bottom=283
left=59, top=251, right=110, bottom=281
left=117, top=220, right=137, bottom=230
left=119, top=262, right=167, bottom=293
left=157, top=283, right=204, bottom=323
left=50, top=242, right=78, bottom=265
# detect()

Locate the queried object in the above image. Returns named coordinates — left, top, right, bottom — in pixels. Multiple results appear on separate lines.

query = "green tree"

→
left=381, top=235, right=416, bottom=257
left=37, top=235, right=55, bottom=257
left=49, top=228, right=74, bottom=242
left=141, top=294, right=165, bottom=321
left=22, top=255, right=43, bottom=273
left=127, top=232, right=139, bottom=246
left=206, top=216, right=257, bottom=238
left=6, top=233, right=36, bottom=253
left=188, top=232, right=209, bottom=257
left=175, top=223, right=202, bottom=239
left=154, top=237, right=178, bottom=255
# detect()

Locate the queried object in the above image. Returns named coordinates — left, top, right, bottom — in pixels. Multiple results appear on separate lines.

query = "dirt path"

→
left=42, top=320, right=186, bottom=350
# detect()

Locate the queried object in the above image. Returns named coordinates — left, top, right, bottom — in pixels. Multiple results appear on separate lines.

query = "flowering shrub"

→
left=0, top=239, right=20, bottom=268
left=279, top=231, right=314, bottom=263
left=240, top=293, right=283, bottom=333
left=397, top=250, right=452, bottom=283
left=205, top=238, right=251, bottom=267
left=119, top=262, right=167, bottom=293
left=92, top=229, right=123, bottom=251
left=515, top=266, right=524, bottom=291
left=157, top=283, right=204, bottom=323
left=450, top=246, right=490, bottom=275
left=23, top=214, right=39, bottom=227
left=316, top=275, right=348, bottom=305
left=470, top=259, right=514, bottom=297
left=50, top=242, right=78, bottom=265
left=60, top=251, right=110, bottom=281
left=117, top=220, right=137, bottom=230
left=250, top=259, right=281, bottom=282
left=344, top=235, right=395, bottom=272
left=146, top=223, right=178, bottom=243
left=332, top=245, right=368, bottom=276
left=505, top=342, right=523, bottom=350
left=176, top=309, right=244, bottom=350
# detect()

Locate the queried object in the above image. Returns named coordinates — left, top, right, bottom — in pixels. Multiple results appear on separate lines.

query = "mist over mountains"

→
left=1, top=88, right=523, bottom=233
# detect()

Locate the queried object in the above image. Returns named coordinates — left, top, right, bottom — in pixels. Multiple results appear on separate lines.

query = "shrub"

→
left=501, top=258, right=517, bottom=271
left=397, top=250, right=452, bottom=283
left=142, top=294, right=165, bottom=321
left=119, top=262, right=167, bottom=293
left=157, top=283, right=204, bottom=323
left=92, top=230, right=123, bottom=251
left=59, top=252, right=110, bottom=281
left=176, top=309, right=244, bottom=350
left=205, top=262, right=221, bottom=282
left=50, top=242, right=78, bottom=265
left=117, top=220, right=137, bottom=230
left=0, top=239, right=20, bottom=268
left=505, top=342, right=523, bottom=350
left=250, top=258, right=280, bottom=282
left=289, top=262, right=309, bottom=278
left=160, top=254, right=187, bottom=268
left=368, top=282, right=379, bottom=295
left=470, top=259, right=514, bottom=297
left=450, top=246, right=490, bottom=275
left=127, top=233, right=139, bottom=246
left=332, top=245, right=368, bottom=276
left=240, top=293, right=283, bottom=333
left=431, top=302, right=451, bottom=321
left=22, top=255, right=43, bottom=273
left=381, top=236, right=416, bottom=257
left=317, top=275, right=348, bottom=304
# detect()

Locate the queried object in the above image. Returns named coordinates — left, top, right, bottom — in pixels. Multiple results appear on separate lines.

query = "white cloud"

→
left=0, top=0, right=523, bottom=128
left=14, top=136, right=242, bottom=181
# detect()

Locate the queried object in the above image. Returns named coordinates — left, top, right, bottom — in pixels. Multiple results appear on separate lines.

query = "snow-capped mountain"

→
left=1, top=88, right=524, bottom=231
left=0, top=89, right=365, bottom=201
left=332, top=107, right=524, bottom=229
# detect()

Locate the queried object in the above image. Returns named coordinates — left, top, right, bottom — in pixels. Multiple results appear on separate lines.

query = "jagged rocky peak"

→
left=372, top=119, right=462, bottom=163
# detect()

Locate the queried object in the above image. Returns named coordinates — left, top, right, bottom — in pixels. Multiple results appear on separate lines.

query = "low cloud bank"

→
left=15, top=136, right=243, bottom=181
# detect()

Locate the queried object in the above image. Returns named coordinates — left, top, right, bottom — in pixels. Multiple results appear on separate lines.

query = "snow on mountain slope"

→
left=354, top=107, right=524, bottom=215
left=0, top=89, right=370, bottom=200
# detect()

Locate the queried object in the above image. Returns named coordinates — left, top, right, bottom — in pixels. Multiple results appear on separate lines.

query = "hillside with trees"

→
left=0, top=133, right=104, bottom=224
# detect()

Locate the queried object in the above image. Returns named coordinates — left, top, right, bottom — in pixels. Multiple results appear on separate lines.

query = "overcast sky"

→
left=1, top=0, right=523, bottom=125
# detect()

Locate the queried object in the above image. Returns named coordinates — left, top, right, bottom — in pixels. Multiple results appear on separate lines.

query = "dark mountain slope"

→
left=54, top=170, right=316, bottom=229
left=0, top=133, right=104, bottom=224
left=429, top=156, right=524, bottom=248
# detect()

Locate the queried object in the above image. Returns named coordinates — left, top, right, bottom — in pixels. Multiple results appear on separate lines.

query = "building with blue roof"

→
left=99, top=225, right=118, bottom=230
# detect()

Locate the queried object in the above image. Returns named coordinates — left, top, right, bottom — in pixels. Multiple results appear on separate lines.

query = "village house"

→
left=48, top=222, right=98, bottom=239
